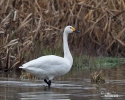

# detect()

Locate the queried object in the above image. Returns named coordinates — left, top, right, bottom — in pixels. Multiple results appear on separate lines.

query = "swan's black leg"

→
left=48, top=80, right=51, bottom=87
left=44, top=79, right=51, bottom=87
left=44, top=79, right=49, bottom=84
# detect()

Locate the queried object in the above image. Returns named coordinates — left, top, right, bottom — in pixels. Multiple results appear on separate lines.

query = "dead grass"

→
left=0, top=0, right=125, bottom=71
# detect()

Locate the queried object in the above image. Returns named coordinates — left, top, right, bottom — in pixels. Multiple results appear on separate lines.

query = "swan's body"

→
left=20, top=26, right=79, bottom=87
left=20, top=55, right=72, bottom=80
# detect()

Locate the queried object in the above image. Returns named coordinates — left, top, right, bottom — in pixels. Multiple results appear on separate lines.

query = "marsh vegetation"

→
left=0, top=0, right=125, bottom=71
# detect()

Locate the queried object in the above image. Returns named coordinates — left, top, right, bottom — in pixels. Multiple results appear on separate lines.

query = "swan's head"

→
left=64, top=26, right=80, bottom=34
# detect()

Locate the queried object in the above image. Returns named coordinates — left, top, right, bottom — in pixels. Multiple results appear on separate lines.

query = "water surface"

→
left=0, top=66, right=125, bottom=100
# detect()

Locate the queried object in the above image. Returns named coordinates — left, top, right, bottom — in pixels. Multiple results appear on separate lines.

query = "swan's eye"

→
left=70, top=27, right=72, bottom=29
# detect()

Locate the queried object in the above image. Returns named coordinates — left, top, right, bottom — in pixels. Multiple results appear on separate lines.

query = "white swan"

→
left=19, top=26, right=80, bottom=87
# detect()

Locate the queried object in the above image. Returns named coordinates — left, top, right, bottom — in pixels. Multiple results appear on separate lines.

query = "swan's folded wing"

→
left=20, top=55, right=67, bottom=69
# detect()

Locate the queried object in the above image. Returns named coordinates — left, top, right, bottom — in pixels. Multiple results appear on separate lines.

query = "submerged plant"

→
left=91, top=70, right=105, bottom=84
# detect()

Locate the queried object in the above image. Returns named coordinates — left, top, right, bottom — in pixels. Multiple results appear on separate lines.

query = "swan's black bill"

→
left=74, top=30, right=80, bottom=33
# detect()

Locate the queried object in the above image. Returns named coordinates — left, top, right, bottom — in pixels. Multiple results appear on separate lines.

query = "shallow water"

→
left=0, top=66, right=125, bottom=100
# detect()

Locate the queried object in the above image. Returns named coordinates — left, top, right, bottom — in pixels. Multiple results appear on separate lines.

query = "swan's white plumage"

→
left=20, top=55, right=71, bottom=80
left=20, top=26, right=77, bottom=84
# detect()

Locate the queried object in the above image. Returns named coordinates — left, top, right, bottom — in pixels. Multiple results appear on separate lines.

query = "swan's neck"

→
left=63, top=32, right=73, bottom=66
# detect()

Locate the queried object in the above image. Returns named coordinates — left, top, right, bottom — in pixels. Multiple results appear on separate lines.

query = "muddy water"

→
left=0, top=66, right=125, bottom=100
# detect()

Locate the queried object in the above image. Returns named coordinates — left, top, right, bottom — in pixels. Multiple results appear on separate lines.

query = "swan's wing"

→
left=20, top=55, right=70, bottom=79
left=20, top=55, right=66, bottom=69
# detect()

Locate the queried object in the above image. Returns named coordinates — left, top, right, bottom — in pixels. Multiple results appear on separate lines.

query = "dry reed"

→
left=0, top=0, right=125, bottom=71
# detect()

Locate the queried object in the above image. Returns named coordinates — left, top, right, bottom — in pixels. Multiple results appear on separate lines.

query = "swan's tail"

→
left=19, top=65, right=27, bottom=69
left=19, top=66, right=24, bottom=68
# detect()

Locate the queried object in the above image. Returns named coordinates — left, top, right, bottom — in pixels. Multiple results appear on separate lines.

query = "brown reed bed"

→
left=0, top=0, right=125, bottom=71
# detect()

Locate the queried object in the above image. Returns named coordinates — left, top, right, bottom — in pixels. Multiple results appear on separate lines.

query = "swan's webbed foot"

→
left=44, top=79, right=51, bottom=87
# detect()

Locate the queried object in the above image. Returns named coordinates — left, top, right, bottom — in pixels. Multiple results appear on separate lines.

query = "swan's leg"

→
left=44, top=79, right=49, bottom=84
left=48, top=80, right=51, bottom=87
left=44, top=79, right=51, bottom=87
